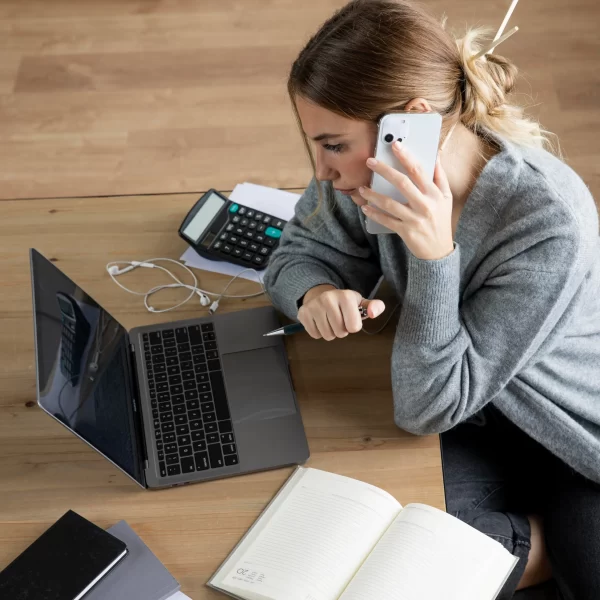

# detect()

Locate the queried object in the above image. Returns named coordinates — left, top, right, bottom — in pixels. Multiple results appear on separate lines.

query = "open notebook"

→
left=208, top=467, right=517, bottom=600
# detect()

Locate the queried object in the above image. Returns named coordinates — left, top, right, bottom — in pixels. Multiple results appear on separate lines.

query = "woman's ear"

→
left=404, top=97, right=433, bottom=113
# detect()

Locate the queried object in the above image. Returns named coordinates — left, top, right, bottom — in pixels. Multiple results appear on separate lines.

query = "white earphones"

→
left=106, top=257, right=267, bottom=315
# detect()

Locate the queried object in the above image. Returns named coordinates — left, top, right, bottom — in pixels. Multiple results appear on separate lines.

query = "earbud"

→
left=107, top=262, right=155, bottom=276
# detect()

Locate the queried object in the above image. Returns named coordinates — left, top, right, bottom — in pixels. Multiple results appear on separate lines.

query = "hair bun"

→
left=455, top=26, right=519, bottom=129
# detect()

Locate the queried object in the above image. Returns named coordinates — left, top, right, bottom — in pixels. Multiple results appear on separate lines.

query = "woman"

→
left=263, top=0, right=600, bottom=598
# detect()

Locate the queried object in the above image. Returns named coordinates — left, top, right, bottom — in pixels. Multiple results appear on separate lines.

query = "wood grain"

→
left=0, top=191, right=444, bottom=598
left=1, top=0, right=598, bottom=200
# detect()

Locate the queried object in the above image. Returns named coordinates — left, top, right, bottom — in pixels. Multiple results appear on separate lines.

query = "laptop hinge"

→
left=129, top=342, right=149, bottom=472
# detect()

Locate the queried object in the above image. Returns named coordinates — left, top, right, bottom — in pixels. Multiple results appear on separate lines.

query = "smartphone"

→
left=366, top=112, right=442, bottom=234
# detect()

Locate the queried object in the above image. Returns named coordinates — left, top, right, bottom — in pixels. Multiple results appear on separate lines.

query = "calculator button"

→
left=249, top=243, right=259, bottom=252
left=229, top=235, right=238, bottom=244
left=226, top=223, right=234, bottom=231
left=244, top=231, right=255, bottom=239
left=240, top=218, right=249, bottom=227
left=248, top=221, right=257, bottom=230
left=274, top=220, right=286, bottom=229
left=219, top=233, right=228, bottom=240
left=264, top=237, right=276, bottom=247
left=246, top=210, right=255, bottom=218
left=257, top=224, right=266, bottom=232
left=222, top=245, right=232, bottom=254
left=232, top=215, right=241, bottom=223
left=254, top=234, right=265, bottom=244
left=253, top=256, right=265, bottom=266
left=235, top=227, right=244, bottom=236
left=239, top=239, right=249, bottom=248
left=229, top=203, right=239, bottom=213
left=233, top=248, right=243, bottom=257
left=265, top=227, right=282, bottom=239
left=263, top=215, right=272, bottom=224
left=238, top=206, right=246, bottom=215
left=242, top=251, right=253, bottom=261
left=259, top=246, right=271, bottom=256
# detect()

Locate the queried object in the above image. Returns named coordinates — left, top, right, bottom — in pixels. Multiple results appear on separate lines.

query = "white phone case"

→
left=366, top=112, right=442, bottom=234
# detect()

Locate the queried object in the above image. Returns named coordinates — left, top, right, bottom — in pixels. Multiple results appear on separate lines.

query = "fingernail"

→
left=358, top=186, right=365, bottom=195
left=361, top=205, right=369, bottom=213
left=366, top=158, right=377, bottom=167
left=394, top=141, right=403, bottom=152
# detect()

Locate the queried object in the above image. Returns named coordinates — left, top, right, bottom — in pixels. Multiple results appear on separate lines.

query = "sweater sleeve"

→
left=391, top=202, right=587, bottom=435
left=263, top=178, right=383, bottom=320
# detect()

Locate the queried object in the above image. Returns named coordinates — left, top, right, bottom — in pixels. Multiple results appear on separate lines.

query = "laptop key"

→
left=186, top=399, right=200, bottom=410
left=179, top=445, right=192, bottom=457
left=189, top=420, right=203, bottom=431
left=191, top=345, right=204, bottom=355
left=174, top=404, right=186, bottom=415
left=163, top=432, right=176, bottom=443
left=193, top=440, right=207, bottom=452
left=196, top=373, right=209, bottom=383
left=175, top=327, right=189, bottom=343
left=154, top=363, right=167, bottom=373
left=188, top=409, right=201, bottom=420
left=163, top=338, right=176, bottom=348
left=180, top=352, right=192, bottom=362
left=218, top=420, right=233, bottom=433
left=222, top=443, right=236, bottom=455
left=164, top=443, right=177, bottom=454
left=194, top=363, right=208, bottom=374
left=181, top=456, right=195, bottom=473
left=208, top=444, right=224, bottom=468
left=160, top=412, right=173, bottom=422
left=221, top=433, right=234, bottom=444
left=205, top=422, right=218, bottom=434
left=161, top=422, right=175, bottom=433
left=175, top=415, right=188, bottom=425
left=188, top=325, right=202, bottom=345
left=151, top=345, right=163, bottom=355
left=200, top=402, right=214, bottom=412
left=203, top=331, right=216, bottom=342
left=149, top=332, right=161, bottom=345
left=182, top=370, right=195, bottom=381
left=157, top=382, right=168, bottom=392
left=169, top=375, right=182, bottom=386
left=155, top=372, right=167, bottom=383
left=159, top=402, right=170, bottom=412
left=152, top=354, right=165, bottom=364
left=181, top=361, right=193, bottom=371
left=195, top=451, right=210, bottom=471
left=183, top=380, right=196, bottom=391
left=176, top=425, right=189, bottom=436
left=198, top=383, right=210, bottom=393
left=163, top=329, right=175, bottom=339
left=153, top=409, right=159, bottom=419
left=191, top=430, right=205, bottom=441
left=208, top=359, right=221, bottom=371
left=206, top=350, right=219, bottom=360
left=224, top=454, right=239, bottom=467
left=171, top=385, right=183, bottom=395
left=185, top=390, right=198, bottom=400
left=166, top=356, right=178, bottom=366
left=193, top=354, right=206, bottom=365
left=158, top=450, right=164, bottom=461
left=201, top=323, right=214, bottom=332
left=177, top=343, right=190, bottom=353
left=167, top=365, right=180, bottom=375
left=172, top=394, right=184, bottom=405
left=167, top=465, right=181, bottom=476
left=204, top=341, right=217, bottom=350
left=207, top=432, right=219, bottom=445
left=166, top=454, right=179, bottom=465
left=157, top=392, right=170, bottom=401
left=204, top=412, right=216, bottom=423
left=177, top=435, right=191, bottom=446
left=209, top=371, right=231, bottom=420
left=159, top=461, right=167, bottom=477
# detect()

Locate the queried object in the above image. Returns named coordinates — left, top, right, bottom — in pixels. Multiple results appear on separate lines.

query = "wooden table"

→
left=0, top=191, right=444, bottom=598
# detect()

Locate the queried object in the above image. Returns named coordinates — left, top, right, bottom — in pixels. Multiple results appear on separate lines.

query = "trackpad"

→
left=222, top=347, right=297, bottom=423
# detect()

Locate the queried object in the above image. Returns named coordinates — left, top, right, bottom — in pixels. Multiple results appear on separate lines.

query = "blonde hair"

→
left=288, top=0, right=560, bottom=204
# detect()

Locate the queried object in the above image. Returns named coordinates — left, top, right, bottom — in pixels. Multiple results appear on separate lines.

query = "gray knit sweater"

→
left=264, top=130, right=600, bottom=484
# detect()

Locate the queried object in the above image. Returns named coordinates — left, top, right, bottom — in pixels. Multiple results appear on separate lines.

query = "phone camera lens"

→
left=397, top=138, right=403, bottom=143
left=384, top=133, right=394, bottom=143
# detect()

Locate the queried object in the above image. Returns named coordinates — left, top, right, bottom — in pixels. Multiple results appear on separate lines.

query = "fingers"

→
left=359, top=186, right=416, bottom=223
left=433, top=155, right=452, bottom=199
left=340, top=293, right=363, bottom=334
left=360, top=298, right=386, bottom=319
left=367, top=156, right=426, bottom=211
left=298, top=307, right=322, bottom=339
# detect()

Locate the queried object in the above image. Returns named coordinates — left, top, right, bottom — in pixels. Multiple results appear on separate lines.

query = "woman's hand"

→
left=298, top=284, right=385, bottom=341
left=360, top=142, right=454, bottom=261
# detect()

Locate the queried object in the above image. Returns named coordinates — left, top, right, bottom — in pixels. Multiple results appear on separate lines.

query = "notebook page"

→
left=219, top=468, right=401, bottom=600
left=339, top=504, right=517, bottom=600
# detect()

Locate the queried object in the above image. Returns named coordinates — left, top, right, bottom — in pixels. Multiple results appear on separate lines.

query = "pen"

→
left=263, top=306, right=369, bottom=337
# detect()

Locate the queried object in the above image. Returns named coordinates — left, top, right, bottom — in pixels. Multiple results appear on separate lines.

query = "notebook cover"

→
left=84, top=521, right=180, bottom=600
left=0, top=510, right=127, bottom=600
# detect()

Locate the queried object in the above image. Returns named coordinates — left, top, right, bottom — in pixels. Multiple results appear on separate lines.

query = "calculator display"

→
left=182, top=192, right=225, bottom=242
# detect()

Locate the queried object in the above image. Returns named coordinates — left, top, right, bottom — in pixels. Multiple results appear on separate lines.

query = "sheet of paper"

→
left=165, top=592, right=192, bottom=600
left=180, top=183, right=301, bottom=283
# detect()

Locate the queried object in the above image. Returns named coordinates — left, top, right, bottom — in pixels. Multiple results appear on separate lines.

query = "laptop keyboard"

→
left=142, top=323, right=239, bottom=478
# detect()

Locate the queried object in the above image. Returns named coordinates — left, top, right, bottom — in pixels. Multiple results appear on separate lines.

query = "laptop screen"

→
left=30, top=249, right=145, bottom=486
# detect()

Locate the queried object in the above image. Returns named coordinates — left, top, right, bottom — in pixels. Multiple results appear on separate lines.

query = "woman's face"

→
left=295, top=95, right=377, bottom=206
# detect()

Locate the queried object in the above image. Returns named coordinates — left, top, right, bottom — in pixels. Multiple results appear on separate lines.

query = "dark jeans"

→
left=440, top=405, right=600, bottom=600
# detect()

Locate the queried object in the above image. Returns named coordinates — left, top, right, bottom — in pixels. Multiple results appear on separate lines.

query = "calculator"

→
left=178, top=189, right=287, bottom=270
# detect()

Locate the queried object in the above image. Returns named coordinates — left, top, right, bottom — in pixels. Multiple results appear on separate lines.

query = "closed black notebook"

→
left=0, top=510, right=128, bottom=600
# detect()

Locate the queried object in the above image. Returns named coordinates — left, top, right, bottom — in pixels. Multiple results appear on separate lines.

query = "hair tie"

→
left=469, top=0, right=520, bottom=62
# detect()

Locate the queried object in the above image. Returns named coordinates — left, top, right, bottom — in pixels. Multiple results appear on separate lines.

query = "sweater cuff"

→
left=399, top=244, right=461, bottom=344
left=272, top=264, right=344, bottom=320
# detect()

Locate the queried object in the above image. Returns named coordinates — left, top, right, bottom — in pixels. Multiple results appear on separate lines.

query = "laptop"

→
left=29, top=249, right=310, bottom=489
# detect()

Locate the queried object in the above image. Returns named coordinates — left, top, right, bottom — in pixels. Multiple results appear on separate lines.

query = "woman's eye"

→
left=323, top=143, right=344, bottom=154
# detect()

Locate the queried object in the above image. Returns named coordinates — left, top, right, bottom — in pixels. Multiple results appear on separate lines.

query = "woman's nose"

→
left=315, top=153, right=336, bottom=182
